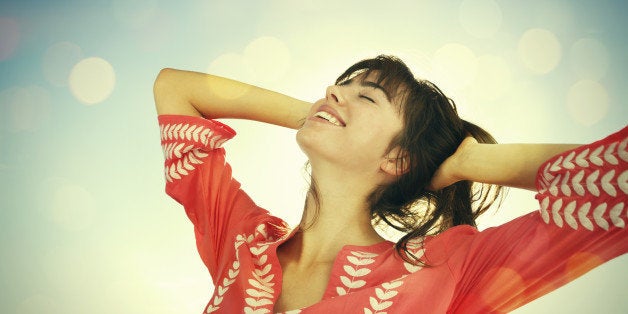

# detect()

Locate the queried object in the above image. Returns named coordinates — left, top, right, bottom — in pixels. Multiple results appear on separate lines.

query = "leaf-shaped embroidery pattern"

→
left=347, top=255, right=375, bottom=266
left=244, top=224, right=276, bottom=313
left=245, top=297, right=273, bottom=307
left=403, top=261, right=421, bottom=273
left=244, top=307, right=271, bottom=314
left=363, top=277, right=406, bottom=314
left=343, top=265, right=372, bottom=277
left=206, top=250, right=242, bottom=313
left=382, top=279, right=404, bottom=290
left=369, top=297, right=392, bottom=311
left=375, top=287, right=398, bottom=300
left=402, top=239, right=425, bottom=273
left=539, top=137, right=628, bottom=232
left=336, top=251, right=377, bottom=295
left=340, top=276, right=366, bottom=289
left=246, top=288, right=273, bottom=299
left=160, top=121, right=231, bottom=182
left=352, top=251, right=379, bottom=258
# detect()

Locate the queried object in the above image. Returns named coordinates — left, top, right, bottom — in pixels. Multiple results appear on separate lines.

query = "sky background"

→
left=1, top=0, right=627, bottom=313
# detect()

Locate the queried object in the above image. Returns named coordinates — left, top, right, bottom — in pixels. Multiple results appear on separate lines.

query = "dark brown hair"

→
left=333, top=55, right=504, bottom=265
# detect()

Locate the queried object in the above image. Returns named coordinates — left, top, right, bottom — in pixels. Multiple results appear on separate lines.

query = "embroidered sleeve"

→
left=437, top=126, right=628, bottom=313
left=158, top=114, right=263, bottom=278
left=536, top=126, right=628, bottom=231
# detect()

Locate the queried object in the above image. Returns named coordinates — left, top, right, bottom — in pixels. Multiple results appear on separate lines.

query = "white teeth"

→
left=314, top=111, right=342, bottom=126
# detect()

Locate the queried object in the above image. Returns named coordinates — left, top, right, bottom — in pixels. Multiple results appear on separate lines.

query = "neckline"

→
left=281, top=226, right=395, bottom=254
left=271, top=227, right=395, bottom=312
left=341, top=239, right=394, bottom=253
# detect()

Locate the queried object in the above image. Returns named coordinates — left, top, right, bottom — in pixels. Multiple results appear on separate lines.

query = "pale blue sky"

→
left=1, top=0, right=627, bottom=313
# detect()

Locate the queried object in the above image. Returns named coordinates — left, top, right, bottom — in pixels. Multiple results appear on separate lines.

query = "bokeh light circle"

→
left=570, top=38, right=609, bottom=80
left=42, top=41, right=84, bottom=87
left=479, top=267, right=525, bottom=312
left=566, top=80, right=609, bottom=126
left=69, top=57, right=116, bottom=105
left=208, top=36, right=291, bottom=99
left=433, top=43, right=478, bottom=91
left=0, top=17, right=20, bottom=61
left=243, top=36, right=291, bottom=84
left=459, top=0, right=502, bottom=38
left=565, top=252, right=604, bottom=281
left=518, top=28, right=562, bottom=74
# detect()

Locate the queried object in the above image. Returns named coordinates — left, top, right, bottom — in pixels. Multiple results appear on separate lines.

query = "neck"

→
left=281, top=163, right=387, bottom=266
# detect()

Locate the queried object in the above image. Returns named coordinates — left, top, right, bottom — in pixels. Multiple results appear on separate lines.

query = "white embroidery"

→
left=572, top=170, right=586, bottom=196
left=593, top=203, right=609, bottom=231
left=586, top=170, right=600, bottom=197
left=551, top=199, right=564, bottom=228
left=336, top=251, right=377, bottom=296
left=207, top=224, right=275, bottom=313
left=244, top=224, right=275, bottom=313
left=560, top=171, right=571, bottom=196
left=563, top=201, right=578, bottom=229
left=539, top=138, right=627, bottom=231
left=540, top=196, right=550, bottom=224
left=541, top=162, right=554, bottom=188
left=548, top=174, right=561, bottom=197
left=550, top=156, right=563, bottom=172
left=590, top=145, right=604, bottom=166
left=562, top=151, right=576, bottom=169
left=206, top=259, right=240, bottom=313
left=578, top=202, right=593, bottom=231
left=160, top=122, right=227, bottom=182
left=575, top=148, right=590, bottom=167
left=403, top=238, right=425, bottom=273
left=205, top=234, right=249, bottom=313
left=601, top=170, right=617, bottom=196
left=619, top=170, right=628, bottom=195
left=605, top=143, right=619, bottom=165
left=541, top=197, right=627, bottom=231
left=363, top=276, right=405, bottom=314
left=610, top=203, right=626, bottom=228
left=619, top=138, right=628, bottom=162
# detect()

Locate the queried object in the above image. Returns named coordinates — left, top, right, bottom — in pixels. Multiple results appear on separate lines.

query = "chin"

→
left=296, top=127, right=318, bottom=159
left=296, top=127, right=338, bottom=162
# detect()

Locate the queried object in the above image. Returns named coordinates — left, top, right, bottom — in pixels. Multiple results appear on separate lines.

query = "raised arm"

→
left=430, top=137, right=581, bottom=191
left=153, top=68, right=312, bottom=129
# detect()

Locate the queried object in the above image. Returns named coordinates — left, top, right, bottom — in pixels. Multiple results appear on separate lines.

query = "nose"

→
left=326, top=85, right=345, bottom=105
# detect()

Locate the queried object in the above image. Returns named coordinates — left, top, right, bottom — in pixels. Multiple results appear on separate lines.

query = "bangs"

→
left=335, top=55, right=416, bottom=107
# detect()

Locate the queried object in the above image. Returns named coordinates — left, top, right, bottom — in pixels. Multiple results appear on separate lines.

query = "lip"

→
left=312, top=104, right=346, bottom=127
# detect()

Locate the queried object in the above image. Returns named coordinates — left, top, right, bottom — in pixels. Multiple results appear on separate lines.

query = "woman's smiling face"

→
left=297, top=72, right=405, bottom=174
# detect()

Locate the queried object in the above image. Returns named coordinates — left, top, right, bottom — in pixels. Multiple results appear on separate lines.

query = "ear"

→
left=380, top=146, right=410, bottom=176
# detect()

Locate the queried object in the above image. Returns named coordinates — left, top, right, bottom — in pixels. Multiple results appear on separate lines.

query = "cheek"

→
left=350, top=121, right=397, bottom=153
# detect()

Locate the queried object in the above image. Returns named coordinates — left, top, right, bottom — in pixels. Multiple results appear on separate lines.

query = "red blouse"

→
left=158, top=114, right=628, bottom=314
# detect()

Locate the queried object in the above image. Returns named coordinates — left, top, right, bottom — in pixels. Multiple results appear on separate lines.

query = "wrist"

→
left=450, top=138, right=478, bottom=182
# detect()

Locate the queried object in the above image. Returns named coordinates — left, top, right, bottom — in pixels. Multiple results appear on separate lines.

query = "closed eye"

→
left=360, top=94, right=376, bottom=103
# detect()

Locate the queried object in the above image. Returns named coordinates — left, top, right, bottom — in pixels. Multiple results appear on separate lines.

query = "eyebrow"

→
left=360, top=80, right=391, bottom=102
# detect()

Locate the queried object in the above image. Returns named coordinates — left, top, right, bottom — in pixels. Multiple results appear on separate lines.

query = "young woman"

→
left=153, top=55, right=627, bottom=313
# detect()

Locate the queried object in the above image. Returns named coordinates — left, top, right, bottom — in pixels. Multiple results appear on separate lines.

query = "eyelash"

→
left=359, top=94, right=376, bottom=103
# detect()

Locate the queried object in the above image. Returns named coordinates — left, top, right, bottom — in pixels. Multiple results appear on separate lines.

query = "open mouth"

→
left=313, top=111, right=345, bottom=127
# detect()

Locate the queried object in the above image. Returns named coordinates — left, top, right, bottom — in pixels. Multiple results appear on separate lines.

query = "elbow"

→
left=153, top=68, right=200, bottom=117
left=153, top=68, right=178, bottom=114
left=153, top=68, right=175, bottom=97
